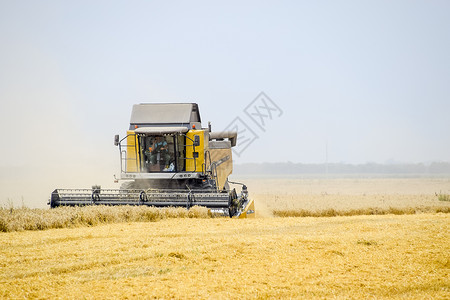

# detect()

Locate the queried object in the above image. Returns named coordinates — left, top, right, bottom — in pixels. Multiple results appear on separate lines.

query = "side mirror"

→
left=194, top=135, right=200, bottom=147
left=114, top=134, right=120, bottom=146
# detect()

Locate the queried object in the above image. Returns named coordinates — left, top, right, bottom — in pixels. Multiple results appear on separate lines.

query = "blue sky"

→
left=0, top=1, right=449, bottom=206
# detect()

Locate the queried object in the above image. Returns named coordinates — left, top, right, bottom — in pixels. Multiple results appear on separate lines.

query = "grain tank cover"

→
left=130, top=103, right=201, bottom=129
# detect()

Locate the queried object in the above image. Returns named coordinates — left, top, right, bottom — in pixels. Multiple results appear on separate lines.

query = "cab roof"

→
left=129, top=103, right=201, bottom=130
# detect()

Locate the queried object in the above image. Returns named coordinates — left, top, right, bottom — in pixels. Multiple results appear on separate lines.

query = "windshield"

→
left=139, top=135, right=177, bottom=172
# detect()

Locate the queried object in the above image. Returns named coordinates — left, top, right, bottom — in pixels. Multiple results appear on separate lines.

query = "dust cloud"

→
left=0, top=47, right=119, bottom=208
left=252, top=196, right=273, bottom=218
left=0, top=95, right=119, bottom=208
left=229, top=178, right=273, bottom=218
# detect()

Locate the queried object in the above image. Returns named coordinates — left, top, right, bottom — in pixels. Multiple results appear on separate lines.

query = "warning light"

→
left=192, top=124, right=196, bottom=129
left=135, top=125, right=138, bottom=129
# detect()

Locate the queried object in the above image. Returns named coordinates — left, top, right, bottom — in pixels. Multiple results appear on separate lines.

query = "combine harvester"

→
left=49, top=103, right=255, bottom=218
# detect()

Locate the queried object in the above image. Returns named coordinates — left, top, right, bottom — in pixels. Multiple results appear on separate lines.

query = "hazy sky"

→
left=0, top=1, right=449, bottom=206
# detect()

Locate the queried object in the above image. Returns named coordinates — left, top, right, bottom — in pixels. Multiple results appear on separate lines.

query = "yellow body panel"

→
left=126, top=131, right=139, bottom=172
left=185, top=129, right=205, bottom=172
left=237, top=199, right=256, bottom=219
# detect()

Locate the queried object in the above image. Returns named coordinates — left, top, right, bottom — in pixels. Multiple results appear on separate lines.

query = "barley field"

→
left=1, top=177, right=450, bottom=299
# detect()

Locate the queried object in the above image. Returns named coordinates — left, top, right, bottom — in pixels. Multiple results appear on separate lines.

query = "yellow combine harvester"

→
left=50, top=103, right=255, bottom=218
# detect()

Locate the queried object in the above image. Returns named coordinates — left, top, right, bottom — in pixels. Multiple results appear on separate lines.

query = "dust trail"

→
left=0, top=46, right=121, bottom=208
left=253, top=194, right=273, bottom=218
left=231, top=177, right=273, bottom=218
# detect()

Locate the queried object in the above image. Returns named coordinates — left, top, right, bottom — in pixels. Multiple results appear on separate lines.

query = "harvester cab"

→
left=50, top=103, right=255, bottom=218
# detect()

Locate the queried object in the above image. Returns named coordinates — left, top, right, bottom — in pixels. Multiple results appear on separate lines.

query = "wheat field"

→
left=0, top=205, right=211, bottom=233
left=1, top=214, right=449, bottom=299
left=240, top=177, right=450, bottom=217
left=1, top=177, right=450, bottom=299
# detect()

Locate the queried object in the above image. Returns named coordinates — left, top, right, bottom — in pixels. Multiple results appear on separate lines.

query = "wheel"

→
left=228, top=188, right=238, bottom=217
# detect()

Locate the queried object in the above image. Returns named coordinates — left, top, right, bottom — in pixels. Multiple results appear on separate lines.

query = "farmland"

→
left=1, top=214, right=449, bottom=299
left=243, top=177, right=450, bottom=217
left=1, top=177, right=449, bottom=299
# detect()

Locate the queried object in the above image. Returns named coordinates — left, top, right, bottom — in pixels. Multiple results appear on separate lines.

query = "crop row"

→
left=0, top=205, right=211, bottom=232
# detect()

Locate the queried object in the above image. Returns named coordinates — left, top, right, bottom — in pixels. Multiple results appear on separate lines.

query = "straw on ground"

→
left=1, top=214, right=449, bottom=299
